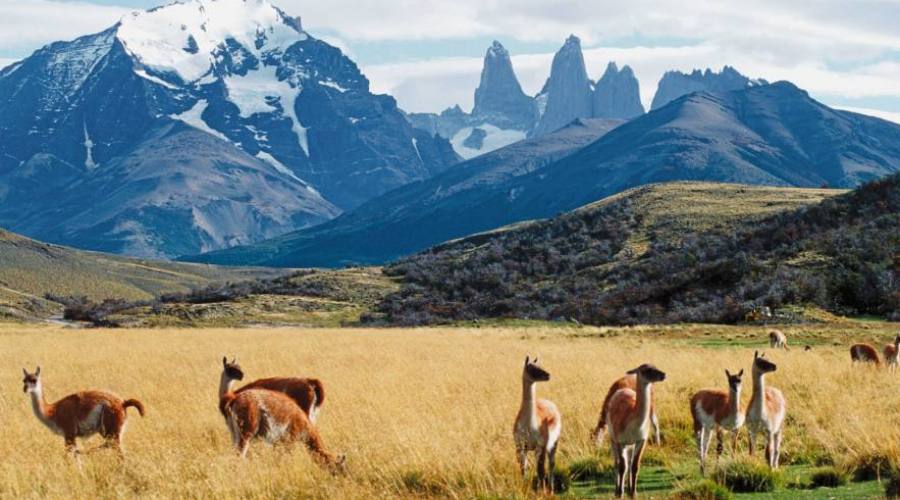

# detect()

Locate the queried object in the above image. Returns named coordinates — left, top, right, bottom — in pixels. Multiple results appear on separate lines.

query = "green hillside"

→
left=373, top=180, right=893, bottom=325
left=0, top=229, right=284, bottom=320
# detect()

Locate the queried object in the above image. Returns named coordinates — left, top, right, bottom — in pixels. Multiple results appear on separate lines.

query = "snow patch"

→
left=319, top=80, right=347, bottom=92
left=170, top=99, right=230, bottom=142
left=411, top=137, right=423, bottom=162
left=224, top=65, right=308, bottom=155
left=117, top=0, right=306, bottom=83
left=450, top=123, right=526, bottom=160
left=83, top=123, right=97, bottom=170
left=255, top=151, right=301, bottom=181
left=134, top=68, right=179, bottom=89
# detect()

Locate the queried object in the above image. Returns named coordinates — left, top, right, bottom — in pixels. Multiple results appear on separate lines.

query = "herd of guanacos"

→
left=19, top=329, right=900, bottom=498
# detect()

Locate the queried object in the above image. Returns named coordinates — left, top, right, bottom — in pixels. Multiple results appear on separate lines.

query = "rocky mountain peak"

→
left=650, top=65, right=764, bottom=110
left=593, top=61, right=644, bottom=120
left=472, top=40, right=534, bottom=131
left=531, top=34, right=593, bottom=136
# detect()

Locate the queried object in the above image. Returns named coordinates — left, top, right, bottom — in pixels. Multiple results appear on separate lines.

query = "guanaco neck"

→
left=520, top=377, right=538, bottom=427
left=751, top=369, right=766, bottom=414
left=28, top=385, right=54, bottom=427
left=729, top=385, right=742, bottom=417
left=219, top=372, right=236, bottom=400
left=635, top=377, right=653, bottom=426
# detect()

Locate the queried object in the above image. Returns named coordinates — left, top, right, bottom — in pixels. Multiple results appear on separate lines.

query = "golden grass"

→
left=0, top=322, right=897, bottom=499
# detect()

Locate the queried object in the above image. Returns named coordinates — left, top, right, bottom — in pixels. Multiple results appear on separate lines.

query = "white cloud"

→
left=835, top=106, right=900, bottom=125
left=364, top=43, right=900, bottom=113
left=0, top=0, right=132, bottom=56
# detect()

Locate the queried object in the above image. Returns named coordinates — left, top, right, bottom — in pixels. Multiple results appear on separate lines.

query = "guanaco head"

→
left=753, top=351, right=777, bottom=374
left=523, top=356, right=550, bottom=383
left=222, top=357, right=244, bottom=382
left=894, top=335, right=900, bottom=347
left=22, top=366, right=41, bottom=393
left=626, top=364, right=666, bottom=383
left=725, top=369, right=744, bottom=392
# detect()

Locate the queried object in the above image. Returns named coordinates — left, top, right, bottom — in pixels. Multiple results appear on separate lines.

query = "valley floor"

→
left=0, top=321, right=897, bottom=498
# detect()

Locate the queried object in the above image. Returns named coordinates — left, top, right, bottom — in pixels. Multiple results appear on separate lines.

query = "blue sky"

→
left=3, top=0, right=900, bottom=122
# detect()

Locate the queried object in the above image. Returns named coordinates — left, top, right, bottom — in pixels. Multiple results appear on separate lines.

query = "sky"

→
left=2, top=0, right=900, bottom=123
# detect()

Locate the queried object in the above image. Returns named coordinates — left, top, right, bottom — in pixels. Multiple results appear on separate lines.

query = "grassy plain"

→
left=0, top=321, right=897, bottom=499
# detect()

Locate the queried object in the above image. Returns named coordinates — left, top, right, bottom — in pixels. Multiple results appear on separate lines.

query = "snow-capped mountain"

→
left=0, top=0, right=457, bottom=258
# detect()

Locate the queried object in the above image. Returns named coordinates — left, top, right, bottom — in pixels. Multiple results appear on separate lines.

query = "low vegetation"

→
left=0, top=322, right=896, bottom=498
left=375, top=176, right=899, bottom=326
left=54, top=268, right=397, bottom=327
left=0, top=228, right=284, bottom=320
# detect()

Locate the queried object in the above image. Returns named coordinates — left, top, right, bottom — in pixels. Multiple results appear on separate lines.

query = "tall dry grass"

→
left=0, top=322, right=897, bottom=498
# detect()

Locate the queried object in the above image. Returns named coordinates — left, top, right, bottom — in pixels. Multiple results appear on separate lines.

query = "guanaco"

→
left=217, top=357, right=325, bottom=423
left=745, top=351, right=786, bottom=469
left=690, top=369, right=745, bottom=475
left=850, top=343, right=880, bottom=366
left=218, top=359, right=345, bottom=471
left=592, top=374, right=660, bottom=446
left=884, top=336, right=900, bottom=372
left=768, top=330, right=789, bottom=350
left=22, top=367, right=144, bottom=455
left=606, top=364, right=666, bottom=498
left=513, top=356, right=561, bottom=492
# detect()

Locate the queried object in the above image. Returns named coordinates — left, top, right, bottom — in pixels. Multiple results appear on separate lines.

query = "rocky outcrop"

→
left=592, top=62, right=644, bottom=120
left=472, top=41, right=535, bottom=131
left=650, top=65, right=763, bottom=110
left=531, top=35, right=594, bottom=137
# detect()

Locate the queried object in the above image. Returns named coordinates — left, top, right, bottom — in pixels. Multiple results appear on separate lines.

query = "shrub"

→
left=672, top=479, right=734, bottom=500
left=714, top=458, right=782, bottom=493
left=808, top=466, right=849, bottom=488
left=849, top=452, right=894, bottom=481
left=886, top=472, right=900, bottom=499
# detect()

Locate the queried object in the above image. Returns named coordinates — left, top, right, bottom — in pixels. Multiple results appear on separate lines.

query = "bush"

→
left=714, top=458, right=782, bottom=493
left=886, top=472, right=900, bottom=499
left=672, top=479, right=734, bottom=500
left=808, top=466, right=849, bottom=488
left=849, top=452, right=894, bottom=481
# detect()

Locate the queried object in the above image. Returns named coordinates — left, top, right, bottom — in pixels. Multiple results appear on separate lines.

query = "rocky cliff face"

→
left=472, top=41, right=536, bottom=131
left=650, top=65, right=764, bottom=110
left=592, top=62, right=644, bottom=120
left=531, top=35, right=594, bottom=137
left=0, top=0, right=457, bottom=257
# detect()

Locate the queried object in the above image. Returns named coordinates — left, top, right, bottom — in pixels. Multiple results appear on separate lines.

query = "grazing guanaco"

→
left=883, top=336, right=900, bottom=372
left=513, top=356, right=561, bottom=492
left=218, top=359, right=345, bottom=471
left=745, top=352, right=786, bottom=469
left=591, top=374, right=660, bottom=446
left=217, top=357, right=325, bottom=423
left=768, top=330, right=789, bottom=350
left=22, top=367, right=144, bottom=455
left=850, top=343, right=880, bottom=366
left=690, top=369, right=745, bottom=475
left=606, top=364, right=666, bottom=498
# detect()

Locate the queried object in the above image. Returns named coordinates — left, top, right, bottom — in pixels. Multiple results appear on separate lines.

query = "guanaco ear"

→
left=754, top=350, right=759, bottom=360
left=22, top=368, right=27, bottom=377
left=738, top=369, right=744, bottom=377
left=35, top=366, right=40, bottom=376
left=725, top=369, right=731, bottom=377
left=223, top=356, right=227, bottom=366
left=524, top=356, right=530, bottom=366
left=533, top=357, right=539, bottom=365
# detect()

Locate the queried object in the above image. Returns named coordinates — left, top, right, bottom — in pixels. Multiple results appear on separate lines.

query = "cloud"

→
left=364, top=43, right=900, bottom=113
left=0, top=0, right=132, bottom=57
left=835, top=106, right=900, bottom=125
